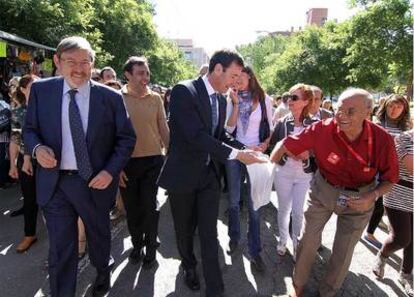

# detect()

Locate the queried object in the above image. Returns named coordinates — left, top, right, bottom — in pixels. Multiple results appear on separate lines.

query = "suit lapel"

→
left=86, top=81, right=105, bottom=148
left=50, top=78, right=64, bottom=159
left=193, top=77, right=212, bottom=133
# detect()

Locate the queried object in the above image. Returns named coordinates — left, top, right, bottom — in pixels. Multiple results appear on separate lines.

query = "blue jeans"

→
left=226, top=159, right=261, bottom=257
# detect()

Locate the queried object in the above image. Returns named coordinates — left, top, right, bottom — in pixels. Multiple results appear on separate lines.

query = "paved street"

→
left=0, top=184, right=407, bottom=297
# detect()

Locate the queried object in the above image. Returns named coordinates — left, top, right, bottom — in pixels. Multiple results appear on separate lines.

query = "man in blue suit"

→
left=158, top=50, right=265, bottom=297
left=24, top=36, right=136, bottom=297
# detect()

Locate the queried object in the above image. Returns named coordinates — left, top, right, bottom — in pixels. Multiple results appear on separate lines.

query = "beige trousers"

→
left=292, top=171, right=374, bottom=297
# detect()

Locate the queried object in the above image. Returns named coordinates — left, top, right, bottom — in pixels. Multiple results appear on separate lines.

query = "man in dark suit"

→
left=310, top=85, right=333, bottom=120
left=158, top=50, right=264, bottom=297
left=24, top=36, right=136, bottom=297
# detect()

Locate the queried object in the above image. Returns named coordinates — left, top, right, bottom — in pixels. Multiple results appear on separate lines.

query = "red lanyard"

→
left=336, top=122, right=373, bottom=171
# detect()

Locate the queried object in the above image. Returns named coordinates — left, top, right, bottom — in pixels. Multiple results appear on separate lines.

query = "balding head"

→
left=338, top=88, right=373, bottom=110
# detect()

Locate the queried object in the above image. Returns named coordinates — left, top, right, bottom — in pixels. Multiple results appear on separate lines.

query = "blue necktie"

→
left=68, top=89, right=93, bottom=181
left=210, top=93, right=219, bottom=136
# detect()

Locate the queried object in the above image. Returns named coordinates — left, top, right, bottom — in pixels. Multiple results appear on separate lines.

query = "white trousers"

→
left=274, top=164, right=312, bottom=247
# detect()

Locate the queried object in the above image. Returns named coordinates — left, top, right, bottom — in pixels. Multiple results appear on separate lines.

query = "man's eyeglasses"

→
left=60, top=58, right=92, bottom=68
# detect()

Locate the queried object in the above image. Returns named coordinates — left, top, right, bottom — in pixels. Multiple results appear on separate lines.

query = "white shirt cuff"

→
left=32, top=144, right=43, bottom=159
left=228, top=148, right=240, bottom=160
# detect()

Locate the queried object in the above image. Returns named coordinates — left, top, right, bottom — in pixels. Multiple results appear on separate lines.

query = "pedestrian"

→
left=157, top=49, right=265, bottom=297
left=270, top=84, right=318, bottom=260
left=224, top=65, right=273, bottom=271
left=120, top=56, right=169, bottom=269
left=309, top=85, right=333, bottom=120
left=364, top=94, right=411, bottom=248
left=272, top=92, right=290, bottom=124
left=9, top=74, right=39, bottom=252
left=100, top=66, right=117, bottom=83
left=24, top=36, right=136, bottom=297
left=270, top=88, right=399, bottom=297
left=372, top=129, right=413, bottom=297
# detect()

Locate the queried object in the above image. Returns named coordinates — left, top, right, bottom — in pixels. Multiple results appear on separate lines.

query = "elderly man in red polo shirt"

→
left=270, top=88, right=399, bottom=297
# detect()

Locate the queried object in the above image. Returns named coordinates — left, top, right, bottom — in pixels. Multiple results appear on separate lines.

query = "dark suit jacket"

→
left=24, top=77, right=136, bottom=206
left=157, top=77, right=244, bottom=193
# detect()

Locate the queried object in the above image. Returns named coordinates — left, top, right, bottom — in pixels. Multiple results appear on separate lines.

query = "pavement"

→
left=0, top=184, right=408, bottom=297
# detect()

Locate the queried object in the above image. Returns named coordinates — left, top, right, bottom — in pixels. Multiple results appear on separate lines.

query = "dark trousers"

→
left=366, top=196, right=384, bottom=234
left=120, top=155, right=163, bottom=252
left=17, top=153, right=38, bottom=236
left=0, top=142, right=10, bottom=185
left=43, top=174, right=114, bottom=297
left=169, top=165, right=224, bottom=297
left=382, top=207, right=413, bottom=273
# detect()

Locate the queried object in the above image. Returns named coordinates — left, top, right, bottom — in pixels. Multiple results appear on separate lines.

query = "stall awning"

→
left=0, top=30, right=55, bottom=52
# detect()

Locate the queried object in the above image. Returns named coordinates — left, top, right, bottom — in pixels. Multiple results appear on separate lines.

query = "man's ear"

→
left=124, top=71, right=131, bottom=82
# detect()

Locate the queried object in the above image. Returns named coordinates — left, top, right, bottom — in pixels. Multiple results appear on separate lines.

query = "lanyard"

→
left=336, top=123, right=373, bottom=171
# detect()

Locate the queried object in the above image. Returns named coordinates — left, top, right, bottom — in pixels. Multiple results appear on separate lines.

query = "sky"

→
left=150, top=0, right=359, bottom=55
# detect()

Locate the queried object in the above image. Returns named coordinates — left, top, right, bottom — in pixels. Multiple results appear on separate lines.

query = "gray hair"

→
left=338, top=88, right=373, bottom=109
left=56, top=36, right=95, bottom=62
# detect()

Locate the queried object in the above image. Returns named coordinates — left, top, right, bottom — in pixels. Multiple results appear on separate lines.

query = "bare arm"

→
left=226, top=90, right=239, bottom=130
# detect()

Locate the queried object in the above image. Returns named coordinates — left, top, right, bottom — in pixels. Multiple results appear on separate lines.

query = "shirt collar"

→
left=121, top=84, right=152, bottom=98
left=63, top=79, right=90, bottom=98
left=202, top=75, right=216, bottom=97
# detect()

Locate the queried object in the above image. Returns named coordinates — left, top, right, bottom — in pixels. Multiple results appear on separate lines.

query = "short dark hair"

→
left=208, top=50, right=244, bottom=73
left=100, top=66, right=116, bottom=79
left=123, top=56, right=148, bottom=75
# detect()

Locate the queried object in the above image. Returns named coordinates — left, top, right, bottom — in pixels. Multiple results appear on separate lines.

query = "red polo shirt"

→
left=283, top=118, right=399, bottom=188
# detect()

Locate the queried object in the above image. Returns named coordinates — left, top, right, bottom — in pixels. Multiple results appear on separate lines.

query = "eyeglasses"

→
left=287, top=94, right=300, bottom=101
left=60, top=58, right=93, bottom=68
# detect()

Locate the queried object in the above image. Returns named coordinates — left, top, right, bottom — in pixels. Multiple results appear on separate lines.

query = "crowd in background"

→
left=0, top=43, right=412, bottom=297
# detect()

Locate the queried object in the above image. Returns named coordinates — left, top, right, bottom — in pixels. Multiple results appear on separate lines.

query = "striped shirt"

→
left=384, top=131, right=413, bottom=212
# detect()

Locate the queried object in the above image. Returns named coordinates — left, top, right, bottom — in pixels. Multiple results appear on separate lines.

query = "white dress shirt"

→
left=201, top=75, right=239, bottom=159
left=60, top=80, right=91, bottom=170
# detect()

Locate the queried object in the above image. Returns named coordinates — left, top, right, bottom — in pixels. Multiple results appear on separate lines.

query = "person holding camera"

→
left=268, top=83, right=317, bottom=260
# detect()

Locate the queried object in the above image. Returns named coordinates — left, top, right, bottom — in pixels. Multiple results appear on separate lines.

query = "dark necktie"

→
left=68, top=89, right=93, bottom=181
left=210, top=93, right=219, bottom=136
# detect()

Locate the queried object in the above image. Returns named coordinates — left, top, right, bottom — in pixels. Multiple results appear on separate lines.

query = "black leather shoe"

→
left=129, top=248, right=143, bottom=265
left=92, top=272, right=110, bottom=297
left=250, top=254, right=265, bottom=272
left=184, top=268, right=200, bottom=291
left=226, top=240, right=238, bottom=255
left=10, top=206, right=24, bottom=217
left=142, top=255, right=158, bottom=270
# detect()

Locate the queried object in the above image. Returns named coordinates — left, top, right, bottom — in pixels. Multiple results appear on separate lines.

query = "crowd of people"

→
left=0, top=36, right=412, bottom=297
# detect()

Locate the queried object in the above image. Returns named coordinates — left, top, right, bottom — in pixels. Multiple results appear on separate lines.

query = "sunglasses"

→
left=287, top=94, right=300, bottom=101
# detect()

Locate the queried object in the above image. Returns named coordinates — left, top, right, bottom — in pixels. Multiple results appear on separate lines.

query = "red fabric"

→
left=283, top=118, right=399, bottom=188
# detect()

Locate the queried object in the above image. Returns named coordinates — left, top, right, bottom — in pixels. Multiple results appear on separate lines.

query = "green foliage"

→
left=0, top=0, right=193, bottom=86
left=235, top=0, right=413, bottom=97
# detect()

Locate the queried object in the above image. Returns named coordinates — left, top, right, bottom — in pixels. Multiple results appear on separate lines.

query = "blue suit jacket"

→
left=157, top=77, right=244, bottom=193
left=24, top=77, right=136, bottom=206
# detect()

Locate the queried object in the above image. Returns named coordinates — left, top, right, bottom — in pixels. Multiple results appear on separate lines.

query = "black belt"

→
left=320, top=172, right=366, bottom=192
left=59, top=170, right=79, bottom=176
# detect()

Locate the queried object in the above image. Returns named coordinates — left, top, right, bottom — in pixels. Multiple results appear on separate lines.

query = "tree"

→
left=344, top=0, right=413, bottom=96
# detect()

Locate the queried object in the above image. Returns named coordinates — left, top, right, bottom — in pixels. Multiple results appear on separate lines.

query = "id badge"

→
left=337, top=191, right=359, bottom=207
left=337, top=193, right=349, bottom=207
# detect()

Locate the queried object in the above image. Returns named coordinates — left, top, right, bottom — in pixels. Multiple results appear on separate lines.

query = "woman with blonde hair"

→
left=269, top=83, right=318, bottom=260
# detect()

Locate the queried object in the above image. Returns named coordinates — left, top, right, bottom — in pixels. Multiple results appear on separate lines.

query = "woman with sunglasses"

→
left=269, top=83, right=317, bottom=260
left=225, top=66, right=273, bottom=271
left=363, top=94, right=412, bottom=249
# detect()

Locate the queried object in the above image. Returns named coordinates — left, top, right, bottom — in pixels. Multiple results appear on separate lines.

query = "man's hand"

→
left=347, top=191, right=376, bottom=212
left=236, top=150, right=268, bottom=165
left=22, top=156, right=33, bottom=176
left=119, top=170, right=128, bottom=188
left=89, top=170, right=113, bottom=190
left=9, top=164, right=18, bottom=179
left=35, top=145, right=57, bottom=168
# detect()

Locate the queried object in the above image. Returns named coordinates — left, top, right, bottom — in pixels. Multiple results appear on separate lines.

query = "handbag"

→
left=258, top=98, right=270, bottom=142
